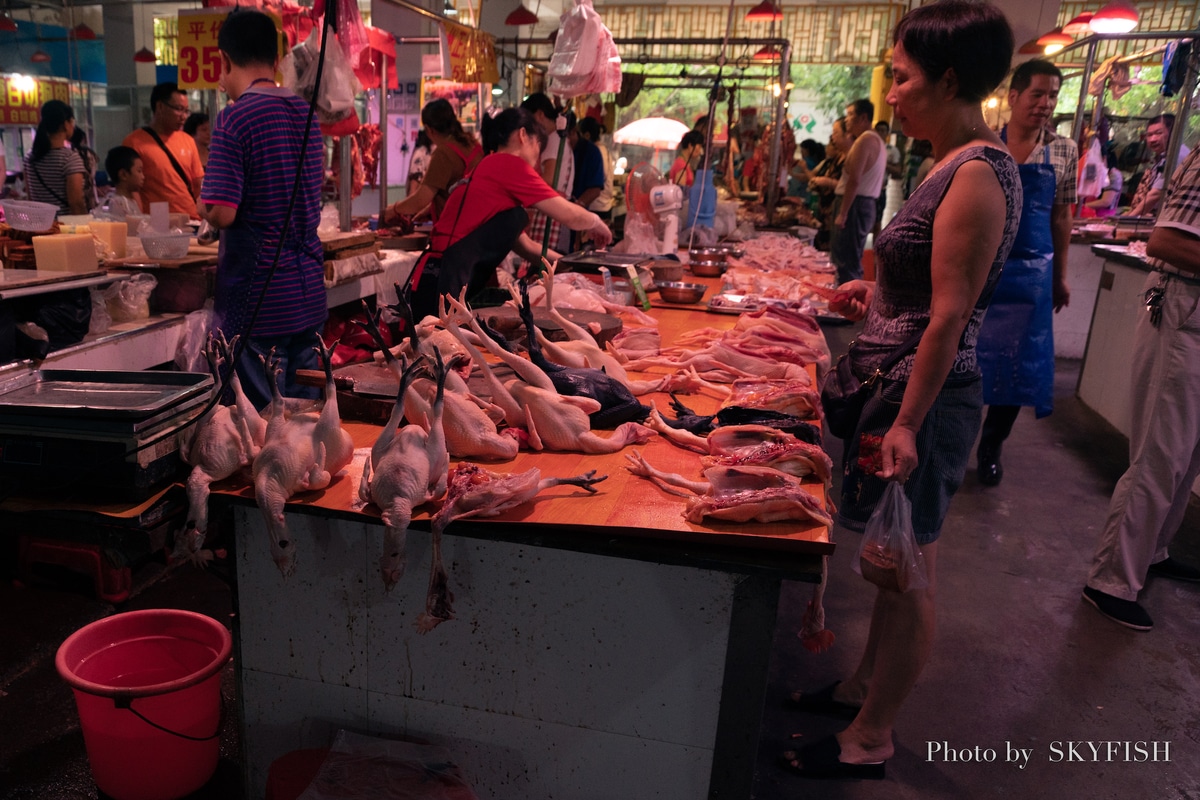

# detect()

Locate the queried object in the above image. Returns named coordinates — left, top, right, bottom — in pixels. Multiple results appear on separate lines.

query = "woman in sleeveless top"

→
left=783, top=1, right=1022, bottom=780
left=383, top=98, right=482, bottom=226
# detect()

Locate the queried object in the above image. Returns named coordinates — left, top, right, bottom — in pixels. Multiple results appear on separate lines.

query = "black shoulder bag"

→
left=820, top=330, right=924, bottom=440
left=141, top=127, right=194, bottom=194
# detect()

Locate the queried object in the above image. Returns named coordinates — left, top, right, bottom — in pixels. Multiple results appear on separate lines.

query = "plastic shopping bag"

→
left=851, top=482, right=929, bottom=592
left=287, top=27, right=361, bottom=127
left=547, top=0, right=621, bottom=98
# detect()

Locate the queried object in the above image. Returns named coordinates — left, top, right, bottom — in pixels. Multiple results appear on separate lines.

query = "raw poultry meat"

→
left=625, top=451, right=833, bottom=528
left=442, top=295, right=655, bottom=454
left=417, top=463, right=608, bottom=632
left=359, top=349, right=450, bottom=591
left=504, top=269, right=659, bottom=328
left=702, top=425, right=833, bottom=483
left=403, top=376, right=519, bottom=462
left=723, top=378, right=822, bottom=419
left=606, top=326, right=661, bottom=361
left=726, top=232, right=833, bottom=274
left=252, top=340, right=355, bottom=576
left=660, top=392, right=823, bottom=443
left=177, top=334, right=267, bottom=565
left=532, top=263, right=667, bottom=396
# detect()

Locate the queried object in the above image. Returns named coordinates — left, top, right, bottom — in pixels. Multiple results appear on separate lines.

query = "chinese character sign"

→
left=442, top=20, right=499, bottom=85
left=177, top=8, right=283, bottom=90
left=0, top=77, right=70, bottom=126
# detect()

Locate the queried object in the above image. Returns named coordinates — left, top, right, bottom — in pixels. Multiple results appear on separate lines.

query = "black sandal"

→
left=780, top=735, right=886, bottom=780
left=784, top=680, right=862, bottom=719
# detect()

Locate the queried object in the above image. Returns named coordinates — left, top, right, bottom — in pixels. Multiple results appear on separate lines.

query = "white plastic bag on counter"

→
left=103, top=273, right=157, bottom=322
left=175, top=306, right=213, bottom=373
left=547, top=0, right=621, bottom=98
left=88, top=286, right=112, bottom=335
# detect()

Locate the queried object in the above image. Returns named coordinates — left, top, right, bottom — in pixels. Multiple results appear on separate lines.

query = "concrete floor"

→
left=2, top=322, right=1199, bottom=799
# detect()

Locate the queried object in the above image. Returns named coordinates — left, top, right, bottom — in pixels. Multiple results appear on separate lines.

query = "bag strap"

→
left=141, top=127, right=194, bottom=195
left=857, top=329, right=925, bottom=385
left=31, top=162, right=69, bottom=208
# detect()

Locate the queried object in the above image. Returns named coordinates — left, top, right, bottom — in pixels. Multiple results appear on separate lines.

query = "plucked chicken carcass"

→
left=416, top=463, right=608, bottom=633
left=624, top=451, right=833, bottom=528
left=359, top=348, right=449, bottom=591
left=252, top=340, right=355, bottom=577
left=177, top=334, right=267, bottom=565
left=442, top=295, right=655, bottom=454
left=723, top=378, right=822, bottom=419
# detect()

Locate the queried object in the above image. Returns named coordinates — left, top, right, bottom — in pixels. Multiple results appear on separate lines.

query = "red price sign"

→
left=177, top=9, right=229, bottom=90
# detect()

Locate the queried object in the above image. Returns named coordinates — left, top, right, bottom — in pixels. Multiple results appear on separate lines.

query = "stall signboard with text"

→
left=177, top=8, right=282, bottom=90
left=0, top=77, right=70, bottom=126
left=441, top=20, right=499, bottom=85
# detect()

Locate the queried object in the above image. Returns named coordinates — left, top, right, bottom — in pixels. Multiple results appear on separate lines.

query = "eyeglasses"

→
left=165, top=103, right=188, bottom=114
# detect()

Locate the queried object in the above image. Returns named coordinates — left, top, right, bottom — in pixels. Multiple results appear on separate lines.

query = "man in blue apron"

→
left=975, top=61, right=1076, bottom=485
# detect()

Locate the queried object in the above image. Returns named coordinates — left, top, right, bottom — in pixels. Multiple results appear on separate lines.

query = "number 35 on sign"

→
left=176, top=8, right=282, bottom=90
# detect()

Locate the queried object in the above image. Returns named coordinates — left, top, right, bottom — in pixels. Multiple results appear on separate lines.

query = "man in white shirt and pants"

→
left=832, top=98, right=886, bottom=285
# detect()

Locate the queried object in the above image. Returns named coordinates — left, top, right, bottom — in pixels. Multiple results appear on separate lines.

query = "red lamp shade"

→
left=1061, top=12, right=1094, bottom=35
left=68, top=24, right=96, bottom=40
left=1090, top=0, right=1139, bottom=34
left=752, top=45, right=781, bottom=61
left=1017, top=38, right=1046, bottom=55
left=30, top=49, right=51, bottom=63
left=0, top=14, right=18, bottom=33
left=1036, top=27, right=1073, bottom=54
left=745, top=1, right=783, bottom=22
left=133, top=47, right=156, bottom=63
left=504, top=4, right=539, bottom=26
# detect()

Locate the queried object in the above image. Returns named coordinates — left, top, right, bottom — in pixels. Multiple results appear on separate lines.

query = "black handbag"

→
left=821, top=331, right=923, bottom=439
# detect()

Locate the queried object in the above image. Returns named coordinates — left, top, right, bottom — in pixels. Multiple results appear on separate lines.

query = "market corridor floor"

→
left=753, top=322, right=1200, bottom=799
left=2, top=340, right=1199, bottom=799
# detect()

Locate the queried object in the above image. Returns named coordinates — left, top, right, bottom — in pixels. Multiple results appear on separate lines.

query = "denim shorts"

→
left=837, top=377, right=983, bottom=544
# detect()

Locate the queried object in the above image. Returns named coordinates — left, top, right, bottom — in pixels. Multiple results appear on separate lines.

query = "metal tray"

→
left=0, top=370, right=214, bottom=419
left=558, top=250, right=654, bottom=272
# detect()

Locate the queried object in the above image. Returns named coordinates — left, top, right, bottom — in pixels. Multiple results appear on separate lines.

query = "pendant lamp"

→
left=504, top=3, right=539, bottom=26
left=1061, top=12, right=1094, bottom=35
left=133, top=46, right=156, bottom=63
left=1017, top=37, right=1046, bottom=55
left=752, top=44, right=781, bottom=61
left=1036, top=28, right=1073, bottom=55
left=30, top=49, right=51, bottom=63
left=0, top=13, right=18, bottom=33
left=1089, top=0, right=1139, bottom=34
left=68, top=24, right=96, bottom=40
left=745, top=1, right=783, bottom=22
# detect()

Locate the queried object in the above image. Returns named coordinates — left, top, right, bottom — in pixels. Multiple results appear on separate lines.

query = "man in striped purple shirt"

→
left=199, top=8, right=326, bottom=408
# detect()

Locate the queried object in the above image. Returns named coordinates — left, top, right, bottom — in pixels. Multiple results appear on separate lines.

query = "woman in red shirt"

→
left=409, top=107, right=613, bottom=319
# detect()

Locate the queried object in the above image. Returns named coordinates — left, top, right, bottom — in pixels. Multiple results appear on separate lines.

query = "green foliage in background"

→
left=791, top=65, right=874, bottom=121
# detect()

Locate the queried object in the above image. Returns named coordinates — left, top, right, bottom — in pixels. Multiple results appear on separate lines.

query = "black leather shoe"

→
left=1082, top=586, right=1153, bottom=631
left=977, top=442, right=1003, bottom=486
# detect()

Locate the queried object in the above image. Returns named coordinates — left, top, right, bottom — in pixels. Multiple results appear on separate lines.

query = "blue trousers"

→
left=229, top=327, right=322, bottom=410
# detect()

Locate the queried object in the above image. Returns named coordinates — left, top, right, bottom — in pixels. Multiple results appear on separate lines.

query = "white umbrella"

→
left=612, top=117, right=690, bottom=150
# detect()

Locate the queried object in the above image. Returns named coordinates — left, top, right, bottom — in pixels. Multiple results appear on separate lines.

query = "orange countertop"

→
left=215, top=293, right=833, bottom=560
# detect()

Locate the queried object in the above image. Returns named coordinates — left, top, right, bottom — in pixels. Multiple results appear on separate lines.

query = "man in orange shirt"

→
left=123, top=82, right=204, bottom=217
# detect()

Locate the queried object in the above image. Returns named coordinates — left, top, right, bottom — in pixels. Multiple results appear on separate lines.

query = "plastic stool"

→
left=17, top=536, right=132, bottom=603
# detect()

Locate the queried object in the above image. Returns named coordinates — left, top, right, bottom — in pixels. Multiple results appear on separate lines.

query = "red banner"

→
left=0, top=76, right=70, bottom=126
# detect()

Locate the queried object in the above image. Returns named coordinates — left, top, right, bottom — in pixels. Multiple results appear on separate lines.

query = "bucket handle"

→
left=114, top=695, right=223, bottom=742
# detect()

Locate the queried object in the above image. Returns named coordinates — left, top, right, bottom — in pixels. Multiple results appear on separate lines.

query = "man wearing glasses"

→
left=123, top=82, right=205, bottom=216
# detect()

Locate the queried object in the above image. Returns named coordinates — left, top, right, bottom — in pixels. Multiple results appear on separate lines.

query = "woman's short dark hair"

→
left=800, top=139, right=825, bottom=162
left=520, top=92, right=557, bottom=121
left=893, top=0, right=1014, bottom=103
left=31, top=100, right=74, bottom=162
left=218, top=9, right=279, bottom=67
left=183, top=112, right=209, bottom=137
left=678, top=130, right=705, bottom=152
left=105, top=146, right=141, bottom=180
left=481, top=107, right=545, bottom=155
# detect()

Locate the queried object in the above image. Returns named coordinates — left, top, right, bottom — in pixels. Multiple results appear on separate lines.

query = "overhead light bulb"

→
left=1090, top=0, right=1139, bottom=34
left=1036, top=28, right=1073, bottom=55
left=985, top=97, right=1000, bottom=109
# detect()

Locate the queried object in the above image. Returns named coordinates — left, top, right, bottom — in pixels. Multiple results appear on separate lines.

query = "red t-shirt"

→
left=430, top=153, right=558, bottom=254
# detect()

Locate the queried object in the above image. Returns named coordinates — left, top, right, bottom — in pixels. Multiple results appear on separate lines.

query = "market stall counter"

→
left=211, top=298, right=830, bottom=800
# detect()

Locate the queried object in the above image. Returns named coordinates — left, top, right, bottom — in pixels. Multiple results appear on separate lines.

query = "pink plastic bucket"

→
left=55, top=609, right=232, bottom=800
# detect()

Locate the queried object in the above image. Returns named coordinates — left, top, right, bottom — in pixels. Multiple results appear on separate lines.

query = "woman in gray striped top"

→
left=23, top=100, right=87, bottom=215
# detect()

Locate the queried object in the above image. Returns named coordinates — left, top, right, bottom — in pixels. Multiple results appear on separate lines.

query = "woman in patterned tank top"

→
left=783, top=0, right=1022, bottom=780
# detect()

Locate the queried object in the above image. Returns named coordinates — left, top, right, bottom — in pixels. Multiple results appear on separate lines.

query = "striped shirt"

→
left=201, top=86, right=326, bottom=338
left=24, top=147, right=85, bottom=213
left=1147, top=147, right=1200, bottom=275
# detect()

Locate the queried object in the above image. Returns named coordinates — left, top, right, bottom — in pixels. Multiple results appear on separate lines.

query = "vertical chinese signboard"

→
left=0, top=77, right=71, bottom=126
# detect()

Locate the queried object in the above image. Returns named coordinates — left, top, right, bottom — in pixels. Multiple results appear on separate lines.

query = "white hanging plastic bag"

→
left=547, top=0, right=621, bottom=98
left=287, top=27, right=361, bottom=126
left=852, top=481, right=929, bottom=592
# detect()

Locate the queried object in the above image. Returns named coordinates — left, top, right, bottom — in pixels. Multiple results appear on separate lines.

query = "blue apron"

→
left=977, top=133, right=1057, bottom=417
